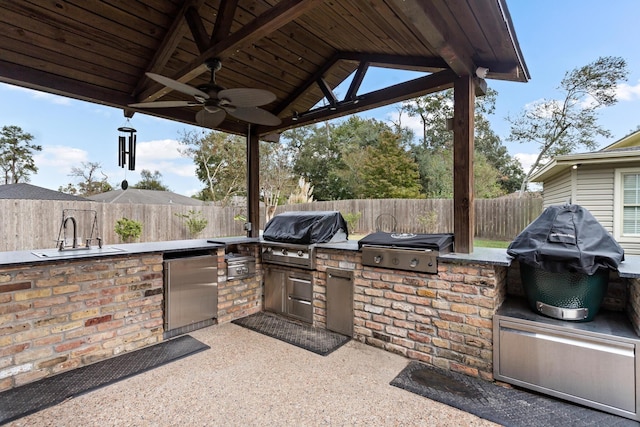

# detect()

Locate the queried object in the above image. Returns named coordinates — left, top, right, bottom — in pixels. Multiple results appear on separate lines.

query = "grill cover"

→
left=507, top=204, right=624, bottom=275
left=262, top=211, right=348, bottom=244
left=358, top=232, right=454, bottom=251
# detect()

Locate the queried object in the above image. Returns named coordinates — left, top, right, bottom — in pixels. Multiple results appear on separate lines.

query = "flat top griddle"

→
left=358, top=232, right=454, bottom=251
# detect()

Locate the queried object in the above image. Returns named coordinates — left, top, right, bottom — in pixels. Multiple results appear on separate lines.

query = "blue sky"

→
left=1, top=0, right=639, bottom=196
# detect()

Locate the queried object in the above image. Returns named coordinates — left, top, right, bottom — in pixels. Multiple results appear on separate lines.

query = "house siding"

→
left=542, top=172, right=571, bottom=207
left=574, top=167, right=614, bottom=231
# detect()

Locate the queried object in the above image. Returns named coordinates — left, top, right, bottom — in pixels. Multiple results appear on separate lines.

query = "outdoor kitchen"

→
left=2, top=207, right=640, bottom=423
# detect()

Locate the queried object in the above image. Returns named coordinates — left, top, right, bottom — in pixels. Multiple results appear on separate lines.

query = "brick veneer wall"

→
left=314, top=248, right=507, bottom=381
left=627, top=278, right=640, bottom=336
left=216, top=244, right=262, bottom=324
left=0, top=254, right=164, bottom=392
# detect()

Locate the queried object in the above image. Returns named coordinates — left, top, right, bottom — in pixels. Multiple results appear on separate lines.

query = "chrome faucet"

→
left=60, top=216, right=78, bottom=250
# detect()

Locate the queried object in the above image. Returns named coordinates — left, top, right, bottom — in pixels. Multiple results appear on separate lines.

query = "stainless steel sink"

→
left=31, top=246, right=125, bottom=259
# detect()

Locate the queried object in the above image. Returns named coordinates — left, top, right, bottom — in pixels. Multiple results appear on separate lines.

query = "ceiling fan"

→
left=129, top=58, right=282, bottom=128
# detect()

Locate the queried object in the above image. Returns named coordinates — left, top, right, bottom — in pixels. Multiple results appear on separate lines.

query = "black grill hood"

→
left=507, top=204, right=624, bottom=275
left=262, top=211, right=348, bottom=244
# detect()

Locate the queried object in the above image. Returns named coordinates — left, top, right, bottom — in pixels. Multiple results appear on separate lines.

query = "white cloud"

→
left=34, top=145, right=88, bottom=168
left=616, top=80, right=640, bottom=101
left=514, top=152, right=539, bottom=173
left=136, top=139, right=183, bottom=161
left=1, top=83, right=72, bottom=106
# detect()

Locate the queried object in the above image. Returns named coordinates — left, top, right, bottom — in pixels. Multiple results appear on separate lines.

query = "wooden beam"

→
left=210, top=0, right=238, bottom=46
left=317, top=77, right=338, bottom=107
left=259, top=69, right=457, bottom=135
left=247, top=127, right=260, bottom=237
left=185, top=6, right=210, bottom=54
left=386, top=0, right=475, bottom=77
left=345, top=61, right=368, bottom=101
left=133, top=0, right=205, bottom=96
left=453, top=74, right=475, bottom=254
left=273, top=52, right=340, bottom=116
left=337, top=52, right=449, bottom=70
left=138, top=0, right=324, bottom=103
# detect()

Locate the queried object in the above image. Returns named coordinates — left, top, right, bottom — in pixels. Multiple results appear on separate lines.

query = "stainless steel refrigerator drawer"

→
left=494, top=307, right=640, bottom=421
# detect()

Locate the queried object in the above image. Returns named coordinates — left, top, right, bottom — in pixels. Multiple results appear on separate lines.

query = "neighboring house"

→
left=88, top=188, right=206, bottom=206
left=530, top=130, right=640, bottom=254
left=0, top=183, right=89, bottom=201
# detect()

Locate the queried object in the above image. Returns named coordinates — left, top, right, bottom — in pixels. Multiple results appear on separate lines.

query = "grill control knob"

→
left=373, top=255, right=382, bottom=264
left=410, top=258, right=419, bottom=268
left=297, top=250, right=304, bottom=257
left=281, top=248, right=288, bottom=255
left=266, top=247, right=272, bottom=253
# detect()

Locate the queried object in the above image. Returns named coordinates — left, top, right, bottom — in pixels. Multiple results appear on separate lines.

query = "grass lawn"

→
left=473, top=239, right=511, bottom=248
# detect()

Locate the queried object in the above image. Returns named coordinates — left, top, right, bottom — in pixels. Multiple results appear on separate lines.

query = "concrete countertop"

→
left=0, top=239, right=225, bottom=267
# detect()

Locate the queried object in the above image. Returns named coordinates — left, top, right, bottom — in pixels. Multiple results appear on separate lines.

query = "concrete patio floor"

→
left=6, top=322, right=497, bottom=426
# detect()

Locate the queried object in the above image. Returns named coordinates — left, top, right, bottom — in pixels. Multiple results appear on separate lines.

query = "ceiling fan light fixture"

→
left=204, top=105, right=221, bottom=113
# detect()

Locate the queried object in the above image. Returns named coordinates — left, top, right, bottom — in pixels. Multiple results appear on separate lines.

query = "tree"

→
left=359, top=131, right=423, bottom=199
left=0, top=125, right=41, bottom=184
left=59, top=161, right=112, bottom=196
left=179, top=130, right=246, bottom=205
left=134, top=170, right=170, bottom=191
left=402, top=88, right=522, bottom=196
left=508, top=56, right=629, bottom=193
left=260, top=141, right=296, bottom=221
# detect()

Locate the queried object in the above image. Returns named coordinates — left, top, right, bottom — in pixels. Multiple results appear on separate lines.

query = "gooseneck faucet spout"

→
left=62, top=216, right=78, bottom=249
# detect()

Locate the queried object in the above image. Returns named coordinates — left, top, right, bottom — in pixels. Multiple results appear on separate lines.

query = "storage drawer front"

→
left=497, top=320, right=636, bottom=413
left=287, top=297, right=312, bottom=322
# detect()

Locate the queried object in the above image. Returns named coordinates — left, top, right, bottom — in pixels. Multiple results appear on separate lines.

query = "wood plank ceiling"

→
left=0, top=0, right=529, bottom=138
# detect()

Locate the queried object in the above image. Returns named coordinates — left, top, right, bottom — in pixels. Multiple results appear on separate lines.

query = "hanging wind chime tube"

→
left=117, top=126, right=137, bottom=171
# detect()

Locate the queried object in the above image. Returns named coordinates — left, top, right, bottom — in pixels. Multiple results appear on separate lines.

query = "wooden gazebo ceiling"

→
left=0, top=0, right=529, bottom=137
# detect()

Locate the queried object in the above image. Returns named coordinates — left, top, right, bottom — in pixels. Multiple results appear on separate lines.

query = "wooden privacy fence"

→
left=0, top=200, right=250, bottom=252
left=274, top=197, right=543, bottom=240
left=0, top=197, right=542, bottom=252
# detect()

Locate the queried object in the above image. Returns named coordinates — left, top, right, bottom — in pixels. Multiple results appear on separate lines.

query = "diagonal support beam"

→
left=185, top=6, right=210, bottom=53
left=138, top=0, right=324, bottom=103
left=345, top=61, right=369, bottom=101
left=211, top=0, right=238, bottom=46
left=259, top=69, right=458, bottom=134
left=317, top=77, right=338, bottom=107
left=133, top=0, right=205, bottom=96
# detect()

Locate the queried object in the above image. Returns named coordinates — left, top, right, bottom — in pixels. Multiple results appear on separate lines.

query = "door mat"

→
left=232, top=311, right=350, bottom=356
left=0, top=335, right=209, bottom=425
left=390, top=361, right=638, bottom=427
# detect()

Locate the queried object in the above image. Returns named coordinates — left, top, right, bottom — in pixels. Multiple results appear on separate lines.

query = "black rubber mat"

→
left=0, top=335, right=209, bottom=425
left=232, top=311, right=349, bottom=356
left=391, top=361, right=639, bottom=426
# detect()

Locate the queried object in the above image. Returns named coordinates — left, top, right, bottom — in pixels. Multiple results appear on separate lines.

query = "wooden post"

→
left=247, top=127, right=260, bottom=237
left=453, top=75, right=475, bottom=253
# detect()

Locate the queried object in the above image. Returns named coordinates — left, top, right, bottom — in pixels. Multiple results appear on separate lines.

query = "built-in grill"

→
left=261, top=211, right=348, bottom=323
left=358, top=232, right=454, bottom=274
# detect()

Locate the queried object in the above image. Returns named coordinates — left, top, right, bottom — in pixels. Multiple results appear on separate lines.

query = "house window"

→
left=614, top=168, right=640, bottom=240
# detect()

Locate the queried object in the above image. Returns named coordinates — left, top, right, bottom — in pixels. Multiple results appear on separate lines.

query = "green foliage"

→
left=508, top=56, right=629, bottom=191
left=179, top=130, right=246, bottom=205
left=114, top=217, right=142, bottom=242
left=0, top=125, right=41, bottom=184
left=417, top=211, right=438, bottom=233
left=359, top=131, right=423, bottom=199
left=134, top=170, right=170, bottom=191
left=174, top=210, right=208, bottom=237
left=341, top=211, right=362, bottom=234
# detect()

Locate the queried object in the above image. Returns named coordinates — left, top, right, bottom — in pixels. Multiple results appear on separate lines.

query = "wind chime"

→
left=117, top=123, right=137, bottom=189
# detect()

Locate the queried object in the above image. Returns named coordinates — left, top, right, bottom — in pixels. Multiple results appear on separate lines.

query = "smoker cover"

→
left=262, top=211, right=348, bottom=244
left=507, top=204, right=624, bottom=275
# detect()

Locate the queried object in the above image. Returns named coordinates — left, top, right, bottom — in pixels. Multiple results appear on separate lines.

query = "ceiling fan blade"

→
left=129, top=100, right=200, bottom=108
left=196, top=109, right=226, bottom=128
left=218, top=88, right=276, bottom=107
left=228, top=107, right=282, bottom=126
left=146, top=72, right=209, bottom=99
